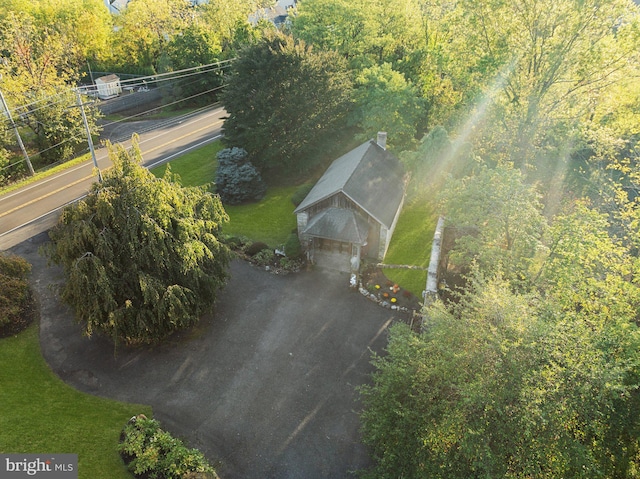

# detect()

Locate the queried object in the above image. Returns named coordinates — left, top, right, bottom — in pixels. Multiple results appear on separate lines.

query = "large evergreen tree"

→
left=220, top=31, right=354, bottom=180
left=46, top=138, right=231, bottom=345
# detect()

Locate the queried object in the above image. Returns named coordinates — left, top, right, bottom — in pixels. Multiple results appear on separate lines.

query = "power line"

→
left=2, top=59, right=235, bottom=116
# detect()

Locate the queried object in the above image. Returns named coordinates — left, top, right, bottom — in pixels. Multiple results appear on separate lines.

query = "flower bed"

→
left=359, top=267, right=421, bottom=313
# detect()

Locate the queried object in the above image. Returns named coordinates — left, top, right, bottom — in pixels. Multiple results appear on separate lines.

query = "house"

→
left=249, top=0, right=296, bottom=27
left=294, top=133, right=406, bottom=272
left=95, top=74, right=122, bottom=100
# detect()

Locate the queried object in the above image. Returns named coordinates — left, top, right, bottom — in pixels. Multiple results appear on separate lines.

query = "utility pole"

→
left=0, top=83, right=35, bottom=176
left=75, top=88, right=102, bottom=182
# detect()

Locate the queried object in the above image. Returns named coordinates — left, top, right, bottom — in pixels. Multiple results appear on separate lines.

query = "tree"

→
left=0, top=12, right=101, bottom=165
left=161, top=23, right=225, bottom=107
left=423, top=0, right=640, bottom=167
left=220, top=31, right=353, bottom=179
left=349, top=63, right=426, bottom=152
left=45, top=138, right=231, bottom=345
left=215, top=147, right=266, bottom=205
left=291, top=0, right=425, bottom=70
left=0, top=0, right=113, bottom=70
left=199, top=0, right=264, bottom=54
left=438, top=165, right=547, bottom=287
left=110, top=0, right=191, bottom=73
left=399, top=126, right=476, bottom=195
left=360, top=272, right=640, bottom=479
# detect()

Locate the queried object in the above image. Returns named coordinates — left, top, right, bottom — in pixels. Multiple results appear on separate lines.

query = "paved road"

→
left=11, top=233, right=398, bottom=479
left=0, top=106, right=226, bottom=250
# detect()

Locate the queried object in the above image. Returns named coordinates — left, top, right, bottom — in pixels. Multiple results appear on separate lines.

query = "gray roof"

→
left=294, top=140, right=405, bottom=228
left=302, top=208, right=370, bottom=244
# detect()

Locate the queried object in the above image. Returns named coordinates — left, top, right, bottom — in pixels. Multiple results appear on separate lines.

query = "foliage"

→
left=400, top=126, right=476, bottom=196
left=161, top=23, right=225, bottom=107
left=290, top=182, right=314, bottom=207
left=251, top=248, right=275, bottom=267
left=439, top=165, right=547, bottom=287
left=0, top=252, right=31, bottom=330
left=291, top=0, right=425, bottom=71
left=0, top=12, right=101, bottom=165
left=245, top=241, right=270, bottom=256
left=215, top=147, right=267, bottom=205
left=284, top=232, right=302, bottom=259
left=199, top=0, right=262, bottom=54
left=360, top=270, right=640, bottom=479
left=119, top=415, right=216, bottom=479
left=220, top=30, right=354, bottom=179
left=536, top=201, right=640, bottom=320
left=150, top=142, right=296, bottom=249
left=0, top=325, right=152, bottom=479
left=45, top=138, right=231, bottom=345
left=349, top=63, right=426, bottom=151
left=430, top=0, right=638, bottom=166
left=110, top=0, right=190, bottom=73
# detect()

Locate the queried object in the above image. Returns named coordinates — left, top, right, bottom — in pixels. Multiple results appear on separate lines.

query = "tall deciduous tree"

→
left=0, top=13, right=101, bottom=164
left=421, top=0, right=640, bottom=167
left=46, top=138, right=231, bottom=345
left=360, top=270, right=640, bottom=479
left=220, top=31, right=353, bottom=179
left=291, top=0, right=424, bottom=70
left=439, top=165, right=547, bottom=287
left=111, top=0, right=191, bottom=73
left=349, top=63, right=425, bottom=152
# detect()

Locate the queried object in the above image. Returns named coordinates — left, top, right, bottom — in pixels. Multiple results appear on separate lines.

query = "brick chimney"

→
left=376, top=131, right=387, bottom=150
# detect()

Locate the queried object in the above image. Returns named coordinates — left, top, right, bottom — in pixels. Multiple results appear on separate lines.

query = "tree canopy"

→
left=45, top=138, right=231, bottom=345
left=220, top=30, right=354, bottom=179
left=361, top=264, right=640, bottom=478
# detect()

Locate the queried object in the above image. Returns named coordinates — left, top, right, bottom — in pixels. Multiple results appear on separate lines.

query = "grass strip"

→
left=0, top=325, right=151, bottom=479
left=151, top=141, right=222, bottom=186
left=382, top=195, right=438, bottom=298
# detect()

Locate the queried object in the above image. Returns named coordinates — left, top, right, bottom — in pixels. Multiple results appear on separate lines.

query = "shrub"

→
left=284, top=233, right=302, bottom=259
left=252, top=249, right=275, bottom=266
left=215, top=147, right=267, bottom=205
left=222, top=234, right=251, bottom=251
left=119, top=415, right=216, bottom=479
left=279, top=257, right=304, bottom=272
left=0, top=252, right=32, bottom=335
left=245, top=241, right=270, bottom=256
left=290, top=182, right=315, bottom=207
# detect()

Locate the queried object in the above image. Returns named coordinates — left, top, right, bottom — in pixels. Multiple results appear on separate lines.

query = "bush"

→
left=0, top=253, right=32, bottom=335
left=284, top=233, right=302, bottom=259
left=245, top=241, right=270, bottom=256
left=119, top=415, right=216, bottom=479
left=279, top=257, right=304, bottom=272
left=222, top=234, right=252, bottom=251
left=252, top=249, right=275, bottom=266
left=291, top=182, right=315, bottom=207
left=215, top=147, right=267, bottom=205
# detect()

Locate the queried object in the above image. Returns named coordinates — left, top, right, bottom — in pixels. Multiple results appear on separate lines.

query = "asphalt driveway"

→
left=10, top=233, right=398, bottom=479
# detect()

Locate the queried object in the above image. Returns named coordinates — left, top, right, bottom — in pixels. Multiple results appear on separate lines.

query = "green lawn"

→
left=152, top=142, right=297, bottom=247
left=0, top=325, right=151, bottom=479
left=222, top=186, right=298, bottom=247
left=151, top=141, right=222, bottom=187
left=382, top=195, right=438, bottom=297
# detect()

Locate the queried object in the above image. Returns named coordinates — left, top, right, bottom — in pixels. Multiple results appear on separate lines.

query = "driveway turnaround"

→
left=11, top=233, right=400, bottom=479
